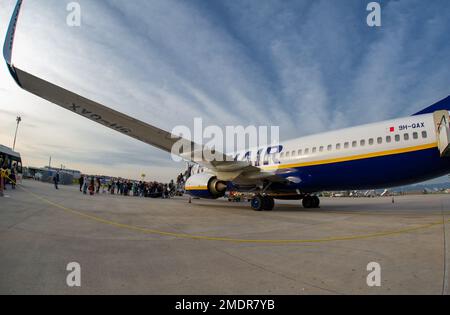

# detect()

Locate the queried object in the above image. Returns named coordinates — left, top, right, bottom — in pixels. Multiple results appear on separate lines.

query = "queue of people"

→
left=78, top=173, right=187, bottom=199
left=1, top=153, right=192, bottom=198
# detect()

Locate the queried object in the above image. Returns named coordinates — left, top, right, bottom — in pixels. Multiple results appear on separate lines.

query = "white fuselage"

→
left=191, top=113, right=437, bottom=174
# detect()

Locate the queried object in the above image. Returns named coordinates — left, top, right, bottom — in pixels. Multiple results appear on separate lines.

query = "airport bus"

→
left=0, top=144, right=23, bottom=175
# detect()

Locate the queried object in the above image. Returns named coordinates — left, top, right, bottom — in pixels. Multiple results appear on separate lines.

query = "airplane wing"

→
left=11, top=68, right=197, bottom=154
left=3, top=0, right=281, bottom=181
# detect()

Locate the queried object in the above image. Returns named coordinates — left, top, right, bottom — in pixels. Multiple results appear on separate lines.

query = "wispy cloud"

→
left=1, top=0, right=450, bottom=180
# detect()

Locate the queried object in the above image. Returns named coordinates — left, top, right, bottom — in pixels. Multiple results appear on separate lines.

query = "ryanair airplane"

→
left=4, top=0, right=450, bottom=211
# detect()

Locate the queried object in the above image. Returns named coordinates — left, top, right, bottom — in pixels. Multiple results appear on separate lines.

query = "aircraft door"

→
left=433, top=110, right=450, bottom=157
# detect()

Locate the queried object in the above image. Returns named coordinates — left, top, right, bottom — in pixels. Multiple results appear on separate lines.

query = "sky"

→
left=1, top=0, right=450, bottom=182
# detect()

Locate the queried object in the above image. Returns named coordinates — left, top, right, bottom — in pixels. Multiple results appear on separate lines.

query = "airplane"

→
left=3, top=0, right=450, bottom=211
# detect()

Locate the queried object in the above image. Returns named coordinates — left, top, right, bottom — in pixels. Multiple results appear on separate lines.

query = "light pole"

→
left=12, top=116, right=21, bottom=151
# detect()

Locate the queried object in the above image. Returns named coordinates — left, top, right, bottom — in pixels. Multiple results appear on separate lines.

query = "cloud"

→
left=1, top=0, right=450, bottom=181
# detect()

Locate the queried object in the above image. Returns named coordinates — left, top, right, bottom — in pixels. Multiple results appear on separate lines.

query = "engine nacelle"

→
left=185, top=173, right=227, bottom=199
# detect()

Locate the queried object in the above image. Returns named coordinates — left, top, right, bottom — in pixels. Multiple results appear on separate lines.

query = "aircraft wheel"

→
left=302, top=196, right=314, bottom=209
left=312, top=196, right=320, bottom=208
left=251, top=195, right=264, bottom=211
left=263, top=196, right=275, bottom=211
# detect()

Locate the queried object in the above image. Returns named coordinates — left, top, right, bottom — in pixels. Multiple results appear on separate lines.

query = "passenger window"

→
left=369, top=138, right=374, bottom=145
left=292, top=151, right=296, bottom=157
left=422, top=131, right=428, bottom=138
left=312, top=147, right=317, bottom=153
left=319, top=146, right=324, bottom=152
left=360, top=140, right=365, bottom=146
left=286, top=151, right=290, bottom=158
left=327, top=145, right=332, bottom=151
left=304, top=148, right=309, bottom=154
left=352, top=141, right=357, bottom=148
left=344, top=142, right=349, bottom=149
left=336, top=143, right=341, bottom=150
left=298, top=149, right=302, bottom=156
left=386, top=136, right=391, bottom=143
left=280, top=152, right=285, bottom=159
left=377, top=137, right=382, bottom=144
left=395, top=134, right=400, bottom=142
left=404, top=133, right=409, bottom=141
left=413, top=132, right=418, bottom=139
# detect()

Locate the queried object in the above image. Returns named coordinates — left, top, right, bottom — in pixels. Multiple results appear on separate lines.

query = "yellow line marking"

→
left=5, top=178, right=450, bottom=245
left=262, top=143, right=438, bottom=171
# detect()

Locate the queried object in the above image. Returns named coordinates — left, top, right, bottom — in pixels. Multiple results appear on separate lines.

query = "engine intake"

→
left=185, top=173, right=227, bottom=199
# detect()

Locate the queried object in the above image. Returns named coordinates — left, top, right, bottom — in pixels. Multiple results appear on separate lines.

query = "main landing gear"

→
left=250, top=194, right=320, bottom=211
left=251, top=195, right=275, bottom=211
left=302, top=195, right=320, bottom=209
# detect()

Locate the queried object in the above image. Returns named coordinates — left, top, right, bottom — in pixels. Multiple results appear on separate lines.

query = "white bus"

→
left=0, top=145, right=23, bottom=183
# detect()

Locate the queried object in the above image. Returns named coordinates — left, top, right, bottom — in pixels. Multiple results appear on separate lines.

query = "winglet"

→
left=3, top=0, right=23, bottom=86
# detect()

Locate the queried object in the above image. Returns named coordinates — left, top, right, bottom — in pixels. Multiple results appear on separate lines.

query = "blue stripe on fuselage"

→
left=272, top=147, right=450, bottom=192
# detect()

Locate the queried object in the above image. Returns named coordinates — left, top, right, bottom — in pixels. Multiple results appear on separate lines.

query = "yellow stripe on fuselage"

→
left=185, top=186, right=208, bottom=191
left=261, top=142, right=438, bottom=171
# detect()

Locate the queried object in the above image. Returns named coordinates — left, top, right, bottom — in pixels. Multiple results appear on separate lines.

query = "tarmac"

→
left=0, top=179, right=449, bottom=295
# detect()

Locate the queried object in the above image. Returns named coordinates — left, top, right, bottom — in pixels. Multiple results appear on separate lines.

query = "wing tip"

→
left=3, top=0, right=23, bottom=85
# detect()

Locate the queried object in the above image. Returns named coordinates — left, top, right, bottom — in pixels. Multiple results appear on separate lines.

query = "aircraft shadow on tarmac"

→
left=190, top=199, right=367, bottom=213
left=188, top=198, right=442, bottom=216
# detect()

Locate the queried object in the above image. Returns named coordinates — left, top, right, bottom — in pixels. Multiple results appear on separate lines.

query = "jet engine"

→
left=185, top=173, right=227, bottom=199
